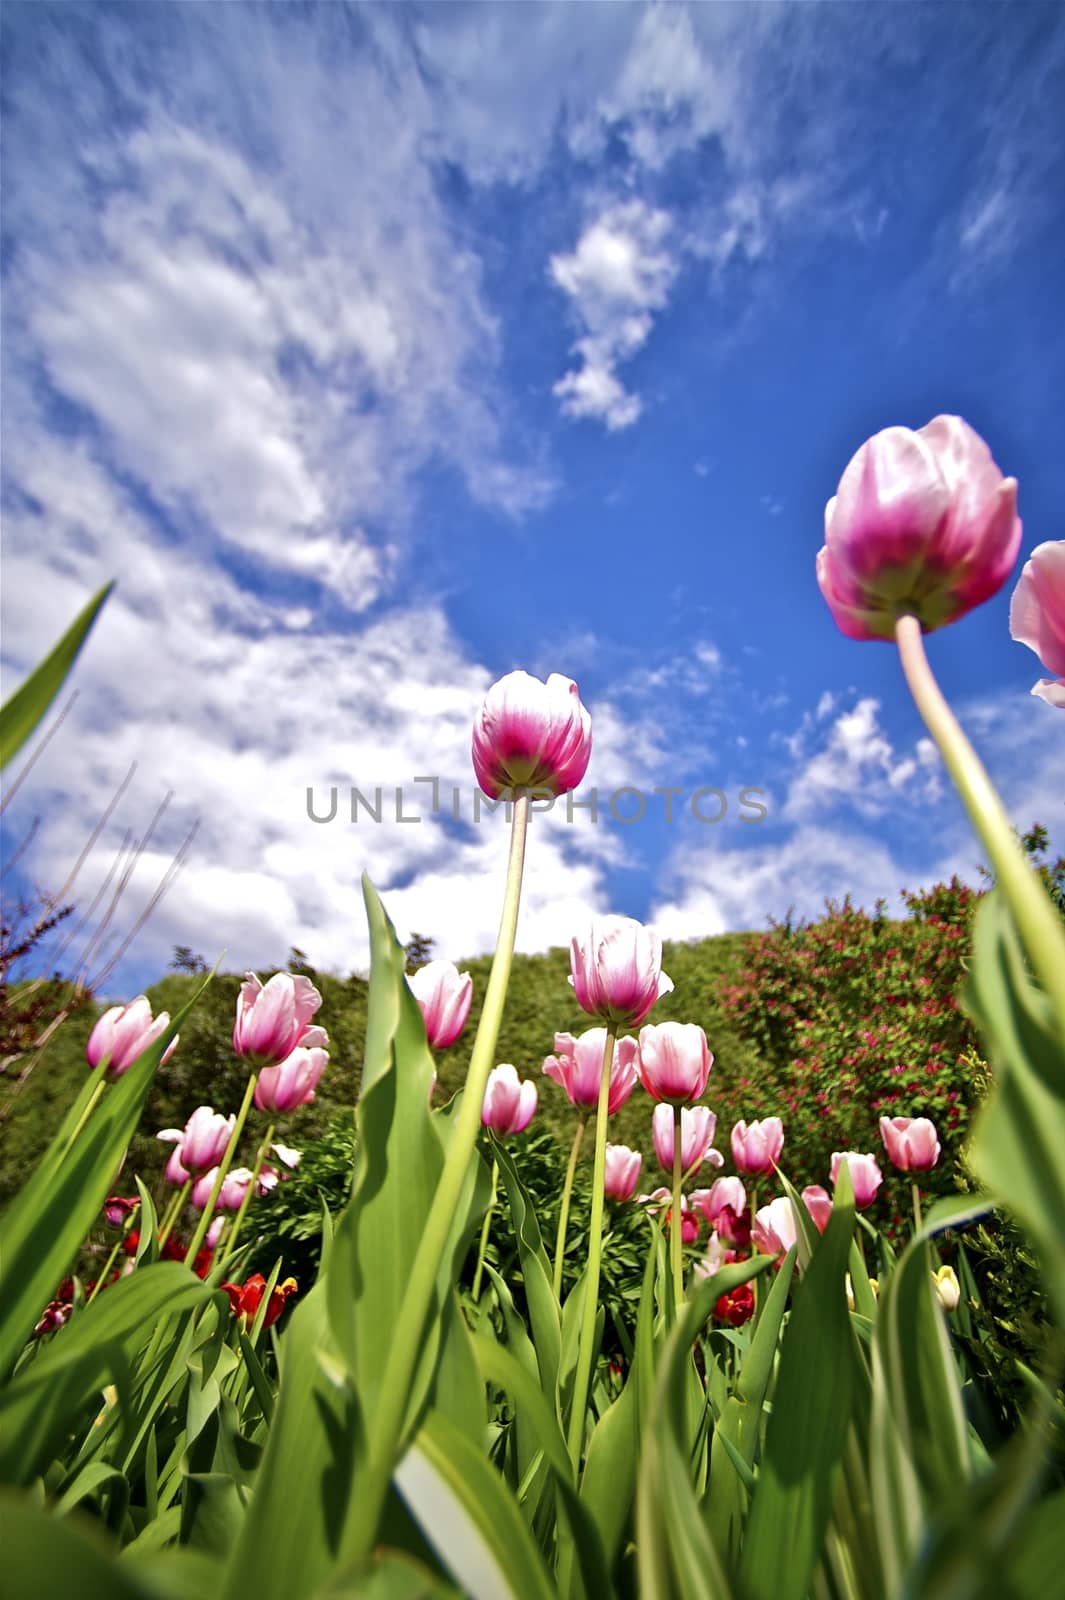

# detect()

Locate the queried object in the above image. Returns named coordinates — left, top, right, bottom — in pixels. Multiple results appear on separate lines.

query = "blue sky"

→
left=2, top=1, right=1063, bottom=993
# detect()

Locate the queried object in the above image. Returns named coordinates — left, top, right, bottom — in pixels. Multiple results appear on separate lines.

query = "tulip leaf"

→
left=0, top=1488, right=167, bottom=1599
left=738, top=1175, right=856, bottom=1600
left=0, top=582, right=112, bottom=771
left=494, top=1139, right=563, bottom=1401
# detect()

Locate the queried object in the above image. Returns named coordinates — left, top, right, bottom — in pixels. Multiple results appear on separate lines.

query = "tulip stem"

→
left=471, top=1152, right=499, bottom=1302
left=345, top=793, right=530, bottom=1563
left=157, top=1180, right=191, bottom=1249
left=86, top=1205, right=140, bottom=1307
left=566, top=1024, right=617, bottom=1470
left=895, top=613, right=1065, bottom=1039
left=552, top=1114, right=588, bottom=1301
left=64, top=1081, right=106, bottom=1155
left=911, top=1181, right=923, bottom=1236
left=671, top=1112, right=684, bottom=1312
left=184, top=1071, right=257, bottom=1267
left=218, top=1121, right=274, bottom=1273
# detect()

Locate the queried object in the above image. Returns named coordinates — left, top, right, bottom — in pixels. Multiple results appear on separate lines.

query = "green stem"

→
left=344, top=793, right=530, bottom=1563
left=218, top=1121, right=275, bottom=1272
left=86, top=1206, right=140, bottom=1307
left=911, top=1180, right=923, bottom=1236
left=64, top=1080, right=106, bottom=1155
left=184, top=1071, right=257, bottom=1266
left=566, top=1024, right=617, bottom=1470
left=157, top=1180, right=191, bottom=1248
left=895, top=613, right=1065, bottom=1039
left=552, top=1114, right=588, bottom=1301
left=671, top=1110, right=684, bottom=1312
left=471, top=1153, right=499, bottom=1301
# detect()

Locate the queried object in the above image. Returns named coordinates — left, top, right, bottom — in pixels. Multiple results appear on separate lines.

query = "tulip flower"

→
left=693, top=1233, right=736, bottom=1280
left=481, top=1063, right=538, bottom=1135
left=604, top=1143, right=642, bottom=1201
left=87, top=996, right=176, bottom=1077
left=271, top=1142, right=301, bottom=1170
left=408, top=960, right=473, bottom=1050
left=731, top=1117, right=784, bottom=1177
left=192, top=1166, right=258, bottom=1213
left=543, top=1029, right=639, bottom=1113
left=163, top=1143, right=191, bottom=1186
left=257, top=1165, right=281, bottom=1195
left=158, top=1106, right=236, bottom=1176
left=638, top=1187, right=700, bottom=1243
left=254, top=1044, right=328, bottom=1113
left=233, top=972, right=324, bottom=1068
left=713, top=1283, right=755, bottom=1328
left=831, top=1150, right=883, bottom=1208
left=817, top=415, right=1022, bottom=641
left=933, top=1264, right=960, bottom=1313
left=801, top=1184, right=833, bottom=1234
left=879, top=1115, right=941, bottom=1173
left=222, top=1273, right=298, bottom=1329
left=1009, top=540, right=1065, bottom=706
left=652, top=1104, right=721, bottom=1177
left=472, top=670, right=592, bottom=799
left=636, top=1021, right=712, bottom=1106
left=103, top=1196, right=139, bottom=1226
left=205, top=1215, right=226, bottom=1249
left=690, top=1175, right=746, bottom=1223
left=569, top=916, right=674, bottom=1030
left=753, top=1196, right=798, bottom=1259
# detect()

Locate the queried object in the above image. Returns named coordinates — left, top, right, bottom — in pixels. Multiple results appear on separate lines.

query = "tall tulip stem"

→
left=157, top=1180, right=191, bottom=1248
left=566, top=1024, right=617, bottom=1470
left=553, top=1114, right=588, bottom=1300
left=895, top=613, right=1065, bottom=1039
left=184, top=1071, right=257, bottom=1266
left=472, top=1153, right=499, bottom=1302
left=671, top=1111, right=684, bottom=1310
left=346, top=793, right=530, bottom=1562
left=218, top=1121, right=275, bottom=1272
left=911, top=1180, right=923, bottom=1235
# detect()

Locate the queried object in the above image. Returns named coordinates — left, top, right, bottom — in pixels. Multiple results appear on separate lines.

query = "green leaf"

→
left=395, top=1410, right=558, bottom=1600
left=494, top=1139, right=562, bottom=1402
left=739, top=1176, right=856, bottom=1600
left=0, top=1488, right=164, bottom=1600
left=963, top=891, right=1065, bottom=1324
left=0, top=583, right=112, bottom=770
left=578, top=1370, right=639, bottom=1573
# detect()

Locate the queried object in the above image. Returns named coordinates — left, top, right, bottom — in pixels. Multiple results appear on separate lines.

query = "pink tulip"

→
left=472, top=670, right=592, bottom=799
left=257, top=1165, right=281, bottom=1195
left=271, top=1141, right=301, bottom=1170
left=638, top=1187, right=700, bottom=1243
left=408, top=960, right=473, bottom=1050
left=163, top=1143, right=191, bottom=1186
left=103, top=1196, right=139, bottom=1226
left=817, top=416, right=1021, bottom=641
left=652, top=1104, right=722, bottom=1177
left=753, top=1196, right=798, bottom=1259
left=569, top=916, right=674, bottom=1030
left=205, top=1216, right=226, bottom=1249
left=879, top=1115, right=941, bottom=1173
left=694, top=1233, right=738, bottom=1281
left=690, top=1176, right=746, bottom=1229
left=802, top=1184, right=834, bottom=1234
left=482, top=1063, right=538, bottom=1135
left=636, top=1020, right=712, bottom=1106
left=1009, top=540, right=1065, bottom=707
left=604, top=1143, right=642, bottom=1201
left=192, top=1166, right=263, bottom=1213
left=233, top=972, right=324, bottom=1068
left=87, top=996, right=176, bottom=1077
left=254, top=1045, right=328, bottom=1113
left=158, top=1106, right=235, bottom=1176
left=831, top=1151, right=884, bottom=1208
left=543, top=1029, right=639, bottom=1113
left=731, top=1117, right=784, bottom=1177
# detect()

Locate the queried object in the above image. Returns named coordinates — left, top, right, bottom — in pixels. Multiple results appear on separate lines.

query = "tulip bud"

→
left=569, top=916, right=674, bottom=1031
left=543, top=1029, right=639, bottom=1113
left=636, top=1020, right=712, bottom=1106
left=254, top=1045, right=328, bottom=1114
left=638, top=1187, right=699, bottom=1243
left=87, top=996, right=176, bottom=1078
left=472, top=670, right=592, bottom=799
left=753, top=1196, right=798, bottom=1260
left=192, top=1166, right=256, bottom=1213
left=233, top=972, right=324, bottom=1068
left=801, top=1184, right=833, bottom=1234
left=933, top=1264, right=960, bottom=1313
left=1009, top=540, right=1065, bottom=706
left=604, top=1143, right=642, bottom=1201
left=407, top=960, right=473, bottom=1050
left=713, top=1283, right=755, bottom=1328
left=731, top=1117, right=784, bottom=1177
left=830, top=1150, right=883, bottom=1208
left=652, top=1104, right=721, bottom=1177
left=690, top=1176, right=746, bottom=1227
left=817, top=416, right=1022, bottom=640
left=481, top=1063, right=538, bottom=1136
left=158, top=1106, right=235, bottom=1176
left=879, top=1115, right=941, bottom=1173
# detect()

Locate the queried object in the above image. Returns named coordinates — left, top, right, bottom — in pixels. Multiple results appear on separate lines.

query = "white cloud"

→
left=785, top=698, right=937, bottom=820
left=550, top=201, right=677, bottom=428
